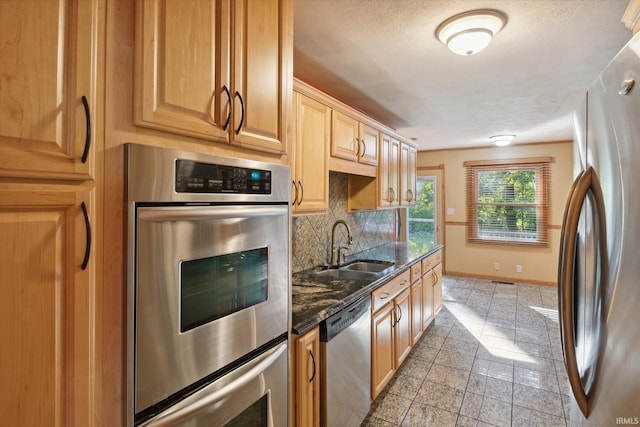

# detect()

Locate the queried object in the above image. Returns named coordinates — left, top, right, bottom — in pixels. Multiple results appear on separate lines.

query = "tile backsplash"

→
left=292, top=172, right=396, bottom=273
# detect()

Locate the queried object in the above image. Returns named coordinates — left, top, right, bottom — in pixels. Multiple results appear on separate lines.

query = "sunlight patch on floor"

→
left=445, top=300, right=536, bottom=363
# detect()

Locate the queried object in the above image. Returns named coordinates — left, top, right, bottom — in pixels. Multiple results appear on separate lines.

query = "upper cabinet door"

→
left=359, top=123, right=379, bottom=166
left=400, top=143, right=417, bottom=206
left=135, top=0, right=231, bottom=141
left=293, top=93, right=330, bottom=213
left=0, top=0, right=102, bottom=180
left=134, top=0, right=292, bottom=154
left=231, top=0, right=292, bottom=154
left=331, top=110, right=359, bottom=161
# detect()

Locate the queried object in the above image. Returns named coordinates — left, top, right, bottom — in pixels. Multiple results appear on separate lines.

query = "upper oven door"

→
left=134, top=204, right=289, bottom=413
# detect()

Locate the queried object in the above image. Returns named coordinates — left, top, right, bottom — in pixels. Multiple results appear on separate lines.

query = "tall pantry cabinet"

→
left=0, top=0, right=104, bottom=426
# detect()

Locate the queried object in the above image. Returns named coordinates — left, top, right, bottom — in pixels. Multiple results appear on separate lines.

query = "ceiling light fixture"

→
left=436, top=9, right=507, bottom=56
left=490, top=135, right=515, bottom=147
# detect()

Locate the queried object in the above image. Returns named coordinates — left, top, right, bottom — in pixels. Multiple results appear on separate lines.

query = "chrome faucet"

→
left=330, top=220, right=353, bottom=266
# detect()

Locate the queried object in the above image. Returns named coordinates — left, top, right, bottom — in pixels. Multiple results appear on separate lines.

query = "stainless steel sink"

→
left=339, top=260, right=394, bottom=274
left=314, top=260, right=395, bottom=281
left=314, top=269, right=377, bottom=280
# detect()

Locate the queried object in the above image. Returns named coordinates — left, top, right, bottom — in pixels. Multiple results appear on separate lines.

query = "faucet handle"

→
left=337, top=246, right=350, bottom=265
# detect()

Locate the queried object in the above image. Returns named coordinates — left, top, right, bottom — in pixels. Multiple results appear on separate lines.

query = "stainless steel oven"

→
left=125, top=144, right=290, bottom=426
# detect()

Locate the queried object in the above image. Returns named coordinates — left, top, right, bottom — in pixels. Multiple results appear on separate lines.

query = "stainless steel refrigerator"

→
left=559, top=33, right=640, bottom=425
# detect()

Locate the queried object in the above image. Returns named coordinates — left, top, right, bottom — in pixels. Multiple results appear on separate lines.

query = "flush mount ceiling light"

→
left=490, top=135, right=515, bottom=147
left=436, top=9, right=507, bottom=56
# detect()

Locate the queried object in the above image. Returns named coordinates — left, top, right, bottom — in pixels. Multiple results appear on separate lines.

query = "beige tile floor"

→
left=362, top=275, right=572, bottom=427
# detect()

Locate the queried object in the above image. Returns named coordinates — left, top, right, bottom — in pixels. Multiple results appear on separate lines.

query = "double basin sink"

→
left=315, top=260, right=395, bottom=281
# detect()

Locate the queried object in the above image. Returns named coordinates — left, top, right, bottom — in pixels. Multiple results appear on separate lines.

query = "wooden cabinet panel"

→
left=399, top=142, right=417, bottom=206
left=400, top=143, right=417, bottom=206
left=422, top=272, right=435, bottom=330
left=394, top=288, right=412, bottom=367
left=292, top=92, right=330, bottom=213
left=410, top=279, right=424, bottom=346
left=331, top=110, right=359, bottom=161
left=376, top=133, right=400, bottom=208
left=231, top=0, right=291, bottom=153
left=135, top=0, right=230, bottom=141
left=0, top=184, right=95, bottom=427
left=293, top=326, right=321, bottom=427
left=371, top=303, right=395, bottom=400
left=135, top=0, right=292, bottom=154
left=0, top=0, right=101, bottom=180
left=331, top=110, right=379, bottom=166
left=433, top=263, right=443, bottom=315
left=359, top=123, right=379, bottom=166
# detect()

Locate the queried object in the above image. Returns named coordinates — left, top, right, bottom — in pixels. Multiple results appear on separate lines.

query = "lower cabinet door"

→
left=422, top=273, right=435, bottom=330
left=371, top=303, right=395, bottom=400
left=433, top=264, right=443, bottom=314
left=294, top=326, right=320, bottom=427
left=394, top=288, right=412, bottom=367
left=410, top=280, right=423, bottom=345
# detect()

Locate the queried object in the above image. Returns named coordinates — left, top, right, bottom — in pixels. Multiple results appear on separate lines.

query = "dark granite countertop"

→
left=291, top=242, right=444, bottom=335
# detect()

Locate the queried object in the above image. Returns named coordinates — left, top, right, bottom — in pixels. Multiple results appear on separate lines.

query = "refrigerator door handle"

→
left=558, top=166, right=607, bottom=418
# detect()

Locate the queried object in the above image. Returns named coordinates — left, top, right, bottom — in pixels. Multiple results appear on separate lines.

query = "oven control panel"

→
left=175, top=159, right=271, bottom=194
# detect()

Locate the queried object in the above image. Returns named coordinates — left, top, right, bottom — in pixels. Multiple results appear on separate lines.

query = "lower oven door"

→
left=134, top=204, right=289, bottom=413
left=139, top=341, right=288, bottom=427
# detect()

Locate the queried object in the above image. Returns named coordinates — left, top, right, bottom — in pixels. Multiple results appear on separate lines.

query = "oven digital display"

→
left=180, top=247, right=269, bottom=332
left=175, top=159, right=271, bottom=194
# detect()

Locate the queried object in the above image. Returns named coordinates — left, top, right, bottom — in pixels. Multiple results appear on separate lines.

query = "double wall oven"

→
left=126, top=144, right=290, bottom=426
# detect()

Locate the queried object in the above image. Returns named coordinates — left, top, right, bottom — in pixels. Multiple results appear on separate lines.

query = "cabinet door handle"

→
left=292, top=180, right=299, bottom=205
left=407, top=189, right=414, bottom=202
left=362, top=139, right=366, bottom=158
left=234, top=91, right=245, bottom=134
left=222, top=85, right=232, bottom=131
left=81, top=96, right=91, bottom=164
left=432, top=270, right=438, bottom=286
left=355, top=138, right=361, bottom=157
left=297, top=181, right=304, bottom=206
left=391, top=188, right=396, bottom=202
left=81, top=201, right=91, bottom=270
left=397, top=305, right=402, bottom=323
left=309, top=350, right=316, bottom=383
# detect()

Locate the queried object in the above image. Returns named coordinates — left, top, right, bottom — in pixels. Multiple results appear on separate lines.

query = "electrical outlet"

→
left=516, top=264, right=523, bottom=273
left=493, top=262, right=500, bottom=271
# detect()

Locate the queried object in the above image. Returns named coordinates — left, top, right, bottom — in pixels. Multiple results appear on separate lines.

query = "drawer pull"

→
left=379, top=292, right=390, bottom=300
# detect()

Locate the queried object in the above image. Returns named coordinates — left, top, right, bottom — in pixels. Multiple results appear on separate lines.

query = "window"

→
left=407, top=176, right=436, bottom=251
left=465, top=157, right=551, bottom=246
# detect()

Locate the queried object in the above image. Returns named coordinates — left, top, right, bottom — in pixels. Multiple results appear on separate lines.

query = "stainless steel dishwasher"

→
left=320, top=295, right=371, bottom=427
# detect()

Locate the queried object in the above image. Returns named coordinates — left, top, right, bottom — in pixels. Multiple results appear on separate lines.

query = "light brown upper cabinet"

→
left=400, top=142, right=417, bottom=206
left=331, top=110, right=379, bottom=166
left=135, top=0, right=293, bottom=154
left=0, top=0, right=102, bottom=180
left=348, top=134, right=416, bottom=210
left=292, top=91, right=330, bottom=213
left=378, top=133, right=401, bottom=208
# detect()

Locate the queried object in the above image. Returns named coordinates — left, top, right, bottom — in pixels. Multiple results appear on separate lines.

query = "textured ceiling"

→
left=293, top=0, right=633, bottom=150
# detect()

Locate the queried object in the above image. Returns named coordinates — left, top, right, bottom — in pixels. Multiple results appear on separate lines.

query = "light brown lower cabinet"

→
left=410, top=277, right=424, bottom=346
left=292, top=326, right=321, bottom=427
left=0, top=182, right=96, bottom=426
left=432, top=263, right=443, bottom=315
left=370, top=270, right=411, bottom=400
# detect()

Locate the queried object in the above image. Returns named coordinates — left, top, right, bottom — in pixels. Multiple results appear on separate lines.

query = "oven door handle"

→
left=138, top=205, right=289, bottom=222
left=140, top=342, right=287, bottom=427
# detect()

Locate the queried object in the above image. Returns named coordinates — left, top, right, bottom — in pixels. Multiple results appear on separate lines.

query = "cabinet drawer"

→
left=410, top=263, right=422, bottom=283
left=421, top=250, right=442, bottom=272
left=372, top=270, right=410, bottom=313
